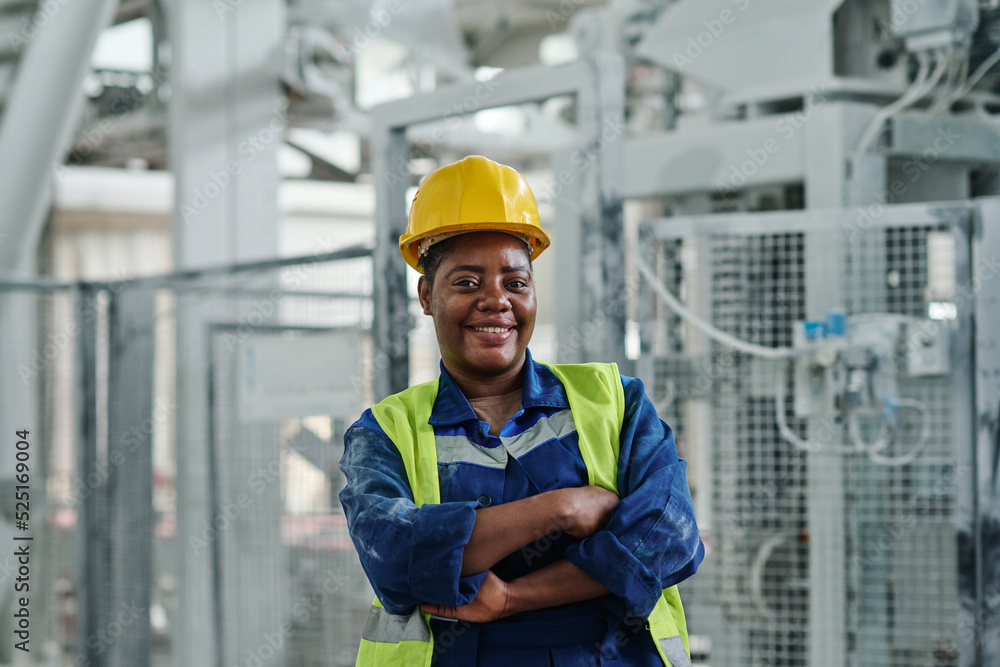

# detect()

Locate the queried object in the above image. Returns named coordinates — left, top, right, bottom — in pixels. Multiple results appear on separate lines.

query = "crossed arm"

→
left=420, top=485, right=619, bottom=622
left=339, top=378, right=704, bottom=623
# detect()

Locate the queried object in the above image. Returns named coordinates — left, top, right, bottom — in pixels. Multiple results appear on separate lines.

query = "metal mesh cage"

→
left=638, top=207, right=968, bottom=667
left=2, top=247, right=381, bottom=666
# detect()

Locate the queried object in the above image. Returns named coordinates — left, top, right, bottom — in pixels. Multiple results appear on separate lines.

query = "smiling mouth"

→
left=470, top=326, right=514, bottom=333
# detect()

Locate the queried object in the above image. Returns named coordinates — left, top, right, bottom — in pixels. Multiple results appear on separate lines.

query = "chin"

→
left=463, top=349, right=523, bottom=376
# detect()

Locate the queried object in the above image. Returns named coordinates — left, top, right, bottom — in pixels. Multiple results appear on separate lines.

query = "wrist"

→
left=501, top=576, right=527, bottom=618
left=548, top=488, right=576, bottom=535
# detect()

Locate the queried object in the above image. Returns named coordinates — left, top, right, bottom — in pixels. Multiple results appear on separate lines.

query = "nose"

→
left=478, top=279, right=510, bottom=311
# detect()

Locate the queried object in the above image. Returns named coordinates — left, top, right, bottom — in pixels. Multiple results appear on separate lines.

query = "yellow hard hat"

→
left=399, top=155, right=551, bottom=273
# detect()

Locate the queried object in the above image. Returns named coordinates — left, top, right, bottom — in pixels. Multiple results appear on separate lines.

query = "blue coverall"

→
left=339, top=349, right=705, bottom=665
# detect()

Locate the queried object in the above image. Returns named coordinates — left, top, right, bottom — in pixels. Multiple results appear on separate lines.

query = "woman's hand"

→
left=420, top=571, right=512, bottom=623
left=554, top=486, right=620, bottom=538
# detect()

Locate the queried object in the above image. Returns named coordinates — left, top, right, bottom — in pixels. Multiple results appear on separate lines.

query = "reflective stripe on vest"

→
left=362, top=599, right=432, bottom=644
left=357, top=362, right=691, bottom=667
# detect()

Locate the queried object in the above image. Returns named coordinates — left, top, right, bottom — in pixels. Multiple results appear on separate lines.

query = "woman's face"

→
left=418, top=232, right=536, bottom=381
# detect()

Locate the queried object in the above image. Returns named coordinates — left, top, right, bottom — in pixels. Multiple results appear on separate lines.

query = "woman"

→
left=339, top=155, right=704, bottom=666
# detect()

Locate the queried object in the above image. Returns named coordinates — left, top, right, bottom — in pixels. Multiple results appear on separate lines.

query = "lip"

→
left=466, top=322, right=516, bottom=343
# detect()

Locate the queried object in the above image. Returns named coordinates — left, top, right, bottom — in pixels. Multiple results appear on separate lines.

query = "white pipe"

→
left=632, top=249, right=795, bottom=360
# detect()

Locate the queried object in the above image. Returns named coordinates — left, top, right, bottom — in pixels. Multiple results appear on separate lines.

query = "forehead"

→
left=439, top=232, right=532, bottom=267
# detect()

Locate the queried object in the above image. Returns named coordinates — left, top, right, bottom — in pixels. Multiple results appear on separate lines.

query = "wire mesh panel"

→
left=0, top=286, right=81, bottom=663
left=164, top=251, right=377, bottom=667
left=638, top=207, right=970, bottom=667
left=2, top=246, right=382, bottom=666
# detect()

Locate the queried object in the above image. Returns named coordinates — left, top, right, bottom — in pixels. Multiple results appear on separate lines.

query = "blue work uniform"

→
left=339, top=349, right=704, bottom=665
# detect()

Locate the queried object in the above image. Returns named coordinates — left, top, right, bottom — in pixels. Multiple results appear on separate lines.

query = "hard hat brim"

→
left=399, top=222, right=551, bottom=273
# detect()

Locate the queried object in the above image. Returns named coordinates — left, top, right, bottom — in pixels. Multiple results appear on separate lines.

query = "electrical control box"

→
left=903, top=319, right=951, bottom=376
left=792, top=313, right=950, bottom=421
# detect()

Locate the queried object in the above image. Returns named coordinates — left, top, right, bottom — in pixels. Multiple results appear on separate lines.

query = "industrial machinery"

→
left=634, top=201, right=996, bottom=666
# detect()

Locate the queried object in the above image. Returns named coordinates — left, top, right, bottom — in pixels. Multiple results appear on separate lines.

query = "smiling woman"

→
left=418, top=232, right=536, bottom=397
left=339, top=156, right=704, bottom=667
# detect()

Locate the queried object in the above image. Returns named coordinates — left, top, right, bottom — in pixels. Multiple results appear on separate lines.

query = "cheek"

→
left=517, top=295, right=537, bottom=322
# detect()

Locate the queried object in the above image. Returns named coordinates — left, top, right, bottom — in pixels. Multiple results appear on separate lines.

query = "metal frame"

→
left=73, top=284, right=157, bottom=667
left=638, top=197, right=996, bottom=665
left=166, top=3, right=287, bottom=659
left=621, top=101, right=1000, bottom=206
left=40, top=246, right=375, bottom=667
left=370, top=52, right=627, bottom=399
left=969, top=197, right=1000, bottom=666
left=641, top=201, right=975, bottom=238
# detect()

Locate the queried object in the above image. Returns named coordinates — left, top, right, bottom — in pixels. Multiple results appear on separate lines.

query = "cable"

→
left=774, top=361, right=821, bottom=453
left=773, top=360, right=861, bottom=454
left=652, top=378, right=676, bottom=414
left=951, top=44, right=1000, bottom=102
left=930, top=49, right=965, bottom=114
left=853, top=397, right=932, bottom=466
left=632, top=249, right=794, bottom=360
left=856, top=48, right=950, bottom=155
left=856, top=50, right=932, bottom=154
left=846, top=407, right=892, bottom=454
left=634, top=249, right=934, bottom=465
left=749, top=533, right=791, bottom=621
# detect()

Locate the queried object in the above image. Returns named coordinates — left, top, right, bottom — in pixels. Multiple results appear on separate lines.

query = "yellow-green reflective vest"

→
left=356, top=362, right=692, bottom=666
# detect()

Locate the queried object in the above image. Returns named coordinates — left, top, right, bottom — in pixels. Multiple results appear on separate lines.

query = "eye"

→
left=454, top=278, right=478, bottom=288
left=507, top=278, right=529, bottom=289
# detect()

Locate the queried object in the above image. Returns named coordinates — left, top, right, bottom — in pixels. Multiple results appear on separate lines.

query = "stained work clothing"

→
left=339, top=350, right=705, bottom=665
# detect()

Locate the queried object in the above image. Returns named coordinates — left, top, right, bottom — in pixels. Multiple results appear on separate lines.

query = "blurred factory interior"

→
left=0, top=0, right=999, bottom=664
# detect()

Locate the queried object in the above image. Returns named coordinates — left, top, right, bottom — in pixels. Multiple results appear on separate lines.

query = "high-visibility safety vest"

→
left=357, top=362, right=692, bottom=667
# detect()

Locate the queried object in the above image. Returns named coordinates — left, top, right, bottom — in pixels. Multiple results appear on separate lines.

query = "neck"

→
left=444, top=355, right=527, bottom=400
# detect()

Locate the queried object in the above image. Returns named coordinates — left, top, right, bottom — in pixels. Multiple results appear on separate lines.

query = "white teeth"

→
left=474, top=326, right=509, bottom=333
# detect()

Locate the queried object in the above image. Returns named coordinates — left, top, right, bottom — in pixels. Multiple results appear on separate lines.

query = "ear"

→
left=417, top=276, right=432, bottom=315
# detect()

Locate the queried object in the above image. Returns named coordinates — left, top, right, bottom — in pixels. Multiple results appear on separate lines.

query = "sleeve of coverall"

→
left=562, top=375, right=705, bottom=619
left=338, top=410, right=488, bottom=614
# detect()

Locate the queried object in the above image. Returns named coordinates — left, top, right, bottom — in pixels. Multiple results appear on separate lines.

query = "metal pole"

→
left=105, top=288, right=155, bottom=666
left=371, top=127, right=410, bottom=400
left=971, top=197, right=1000, bottom=665
left=76, top=286, right=109, bottom=666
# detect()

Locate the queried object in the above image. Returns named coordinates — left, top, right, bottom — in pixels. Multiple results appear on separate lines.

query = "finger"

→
left=420, top=603, right=455, bottom=619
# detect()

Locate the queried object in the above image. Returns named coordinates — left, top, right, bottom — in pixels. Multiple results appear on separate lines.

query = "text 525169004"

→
left=13, top=429, right=31, bottom=653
